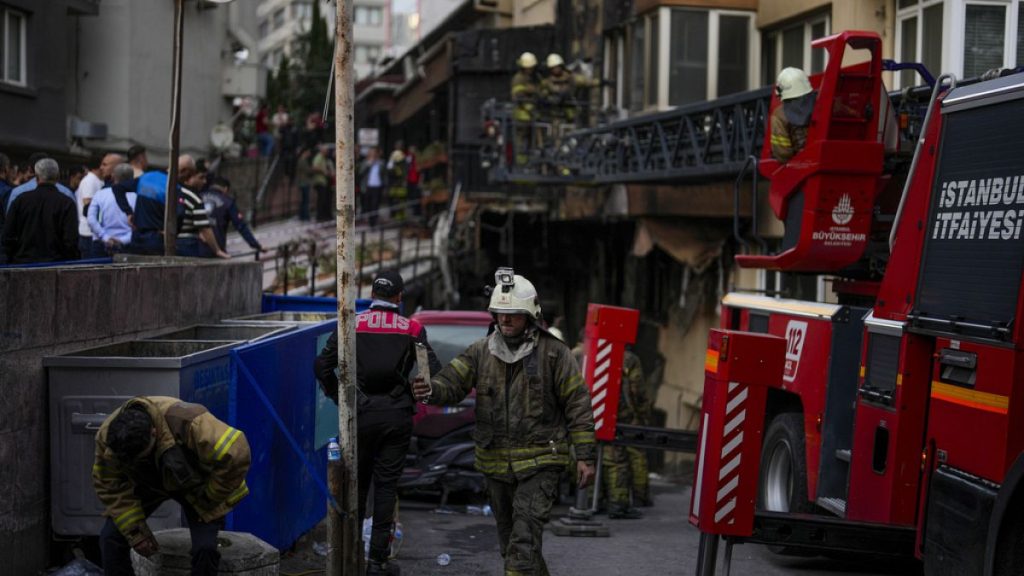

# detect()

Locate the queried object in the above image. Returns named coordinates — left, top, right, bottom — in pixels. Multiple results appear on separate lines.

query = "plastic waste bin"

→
left=45, top=339, right=238, bottom=536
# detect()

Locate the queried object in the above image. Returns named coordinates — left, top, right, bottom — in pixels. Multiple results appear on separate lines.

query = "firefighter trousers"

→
left=602, top=445, right=650, bottom=506
left=486, top=467, right=561, bottom=576
left=100, top=501, right=223, bottom=576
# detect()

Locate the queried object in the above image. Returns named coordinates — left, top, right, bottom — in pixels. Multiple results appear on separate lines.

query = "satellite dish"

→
left=210, top=124, right=235, bottom=150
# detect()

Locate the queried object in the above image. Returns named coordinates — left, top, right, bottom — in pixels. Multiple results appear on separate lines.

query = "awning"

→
left=632, top=218, right=728, bottom=273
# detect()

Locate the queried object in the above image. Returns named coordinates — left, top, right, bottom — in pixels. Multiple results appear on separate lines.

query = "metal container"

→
left=45, top=339, right=238, bottom=536
left=145, top=323, right=292, bottom=342
left=221, top=311, right=337, bottom=325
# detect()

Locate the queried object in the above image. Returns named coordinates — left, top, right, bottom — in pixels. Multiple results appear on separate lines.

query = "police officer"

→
left=413, top=268, right=597, bottom=576
left=93, top=396, right=251, bottom=576
left=199, top=176, right=263, bottom=258
left=511, top=52, right=541, bottom=166
left=315, top=270, right=441, bottom=576
left=770, top=67, right=817, bottom=162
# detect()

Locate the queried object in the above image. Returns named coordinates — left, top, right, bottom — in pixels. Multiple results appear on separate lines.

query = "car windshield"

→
left=424, top=324, right=489, bottom=365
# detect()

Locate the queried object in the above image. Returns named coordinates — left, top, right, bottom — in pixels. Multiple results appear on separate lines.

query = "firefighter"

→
left=413, top=268, right=597, bottom=576
left=92, top=396, right=251, bottom=576
left=512, top=52, right=541, bottom=166
left=770, top=67, right=817, bottom=163
left=540, top=53, right=599, bottom=127
left=572, top=337, right=654, bottom=518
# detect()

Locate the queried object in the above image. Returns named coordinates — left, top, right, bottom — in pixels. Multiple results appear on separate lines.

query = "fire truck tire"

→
left=992, top=498, right=1024, bottom=576
left=759, top=412, right=817, bottom=556
left=759, top=412, right=812, bottom=514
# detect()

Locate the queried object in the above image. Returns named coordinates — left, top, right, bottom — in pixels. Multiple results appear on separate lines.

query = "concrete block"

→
left=0, top=430, right=16, bottom=516
left=0, top=354, right=46, bottom=433
left=54, top=268, right=116, bottom=344
left=0, top=511, right=49, bottom=576
left=16, top=423, right=47, bottom=505
left=131, top=529, right=279, bottom=575
left=0, top=270, right=57, bottom=352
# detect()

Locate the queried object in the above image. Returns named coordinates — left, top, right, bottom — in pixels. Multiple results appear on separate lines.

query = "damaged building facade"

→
left=354, top=0, right=903, bottom=471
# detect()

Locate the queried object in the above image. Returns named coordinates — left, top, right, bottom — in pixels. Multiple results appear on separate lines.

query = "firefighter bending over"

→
left=770, top=67, right=817, bottom=162
left=93, top=396, right=251, bottom=576
left=413, top=268, right=596, bottom=576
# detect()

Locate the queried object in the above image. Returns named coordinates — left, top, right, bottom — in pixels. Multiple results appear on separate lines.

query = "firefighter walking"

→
left=413, top=268, right=596, bottom=576
left=92, top=396, right=251, bottom=576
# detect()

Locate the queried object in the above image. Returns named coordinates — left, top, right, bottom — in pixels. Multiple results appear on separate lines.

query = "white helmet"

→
left=518, top=52, right=538, bottom=69
left=775, top=67, right=812, bottom=101
left=488, top=267, right=541, bottom=320
left=546, top=53, right=565, bottom=69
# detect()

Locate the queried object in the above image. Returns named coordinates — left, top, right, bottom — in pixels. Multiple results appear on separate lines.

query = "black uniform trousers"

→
left=100, top=500, right=223, bottom=576
left=357, top=412, right=413, bottom=562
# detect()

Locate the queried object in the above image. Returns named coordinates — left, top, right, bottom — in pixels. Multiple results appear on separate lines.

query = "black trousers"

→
left=362, top=186, right=383, bottom=226
left=315, top=184, right=332, bottom=222
left=357, top=414, right=413, bottom=563
left=99, top=502, right=223, bottom=576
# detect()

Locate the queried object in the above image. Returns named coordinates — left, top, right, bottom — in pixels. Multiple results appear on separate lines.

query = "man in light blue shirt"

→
left=87, top=164, right=136, bottom=256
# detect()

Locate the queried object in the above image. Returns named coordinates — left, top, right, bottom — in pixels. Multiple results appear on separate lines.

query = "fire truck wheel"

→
left=759, top=413, right=811, bottom=513
left=759, top=412, right=816, bottom=556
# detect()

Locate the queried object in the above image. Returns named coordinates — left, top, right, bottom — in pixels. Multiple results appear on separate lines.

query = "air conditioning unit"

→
left=69, top=117, right=108, bottom=140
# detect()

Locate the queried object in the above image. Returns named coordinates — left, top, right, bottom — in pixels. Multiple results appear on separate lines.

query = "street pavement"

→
left=280, top=476, right=923, bottom=576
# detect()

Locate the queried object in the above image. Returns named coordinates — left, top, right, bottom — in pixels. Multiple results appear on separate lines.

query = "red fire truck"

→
left=690, top=31, right=1024, bottom=576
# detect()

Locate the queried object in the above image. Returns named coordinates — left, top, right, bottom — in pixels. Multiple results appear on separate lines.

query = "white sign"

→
left=358, top=128, right=380, bottom=147
left=783, top=320, right=808, bottom=383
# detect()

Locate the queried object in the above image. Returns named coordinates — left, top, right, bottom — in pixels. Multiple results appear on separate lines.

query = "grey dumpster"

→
left=221, top=311, right=336, bottom=325
left=45, top=339, right=238, bottom=536
left=146, top=323, right=292, bottom=342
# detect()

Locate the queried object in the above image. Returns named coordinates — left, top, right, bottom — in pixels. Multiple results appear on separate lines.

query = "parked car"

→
left=400, top=310, right=492, bottom=502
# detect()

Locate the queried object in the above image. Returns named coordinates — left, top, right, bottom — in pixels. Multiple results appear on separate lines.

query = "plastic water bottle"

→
left=482, top=504, right=492, bottom=517
left=437, top=553, right=451, bottom=566
left=327, top=437, right=341, bottom=461
left=362, top=518, right=372, bottom=557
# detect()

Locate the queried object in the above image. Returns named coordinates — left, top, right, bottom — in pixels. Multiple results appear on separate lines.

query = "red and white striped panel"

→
left=589, top=338, right=614, bottom=432
left=713, top=380, right=748, bottom=525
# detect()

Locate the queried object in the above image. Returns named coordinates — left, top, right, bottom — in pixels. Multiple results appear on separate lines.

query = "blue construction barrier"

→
left=261, top=293, right=373, bottom=313
left=225, top=320, right=339, bottom=551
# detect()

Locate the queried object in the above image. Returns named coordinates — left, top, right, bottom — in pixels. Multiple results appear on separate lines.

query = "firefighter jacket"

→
left=428, top=329, right=597, bottom=479
left=314, top=302, right=441, bottom=416
left=769, top=104, right=808, bottom=163
left=511, top=70, right=540, bottom=122
left=92, top=397, right=251, bottom=546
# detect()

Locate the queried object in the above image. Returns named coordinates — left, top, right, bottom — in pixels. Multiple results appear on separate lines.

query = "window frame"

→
left=895, top=0, right=946, bottom=88
left=762, top=12, right=830, bottom=86
left=660, top=7, right=758, bottom=109
left=1, top=7, right=27, bottom=87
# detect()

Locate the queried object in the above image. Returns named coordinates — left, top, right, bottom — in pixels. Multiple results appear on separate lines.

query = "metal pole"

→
left=332, top=0, right=360, bottom=574
left=590, top=444, right=604, bottom=513
left=695, top=532, right=720, bottom=576
left=163, top=0, right=185, bottom=256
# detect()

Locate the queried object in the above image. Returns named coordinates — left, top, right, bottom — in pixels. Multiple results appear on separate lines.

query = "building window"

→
left=629, top=18, right=645, bottom=112
left=354, top=44, right=382, bottom=64
left=355, top=6, right=383, bottom=26
left=259, top=20, right=269, bottom=39
left=762, top=12, right=829, bottom=85
left=1, top=7, right=27, bottom=86
left=272, top=8, right=285, bottom=30
left=895, top=1, right=942, bottom=88
left=964, top=4, right=1006, bottom=77
left=665, top=8, right=755, bottom=107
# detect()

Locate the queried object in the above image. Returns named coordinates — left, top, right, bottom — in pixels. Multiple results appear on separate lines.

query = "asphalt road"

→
left=281, top=476, right=924, bottom=576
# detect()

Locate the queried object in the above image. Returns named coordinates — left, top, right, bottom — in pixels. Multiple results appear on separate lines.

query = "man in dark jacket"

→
left=199, top=176, right=262, bottom=258
left=2, top=158, right=80, bottom=263
left=315, top=270, right=441, bottom=576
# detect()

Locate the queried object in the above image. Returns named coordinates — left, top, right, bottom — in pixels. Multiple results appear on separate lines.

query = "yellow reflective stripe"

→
left=215, top=429, right=243, bottom=461
left=92, top=463, right=118, bottom=477
left=212, top=427, right=235, bottom=455
left=115, top=507, right=145, bottom=529
left=560, top=374, right=585, bottom=398
left=770, top=135, right=792, bottom=146
left=226, top=481, right=249, bottom=505
left=570, top=431, right=594, bottom=444
left=450, top=358, right=471, bottom=380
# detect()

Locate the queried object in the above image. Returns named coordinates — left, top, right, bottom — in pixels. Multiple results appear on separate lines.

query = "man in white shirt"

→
left=87, top=163, right=136, bottom=256
left=76, top=153, right=122, bottom=258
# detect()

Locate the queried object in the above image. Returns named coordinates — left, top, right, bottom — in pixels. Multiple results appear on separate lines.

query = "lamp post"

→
left=164, top=0, right=235, bottom=256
